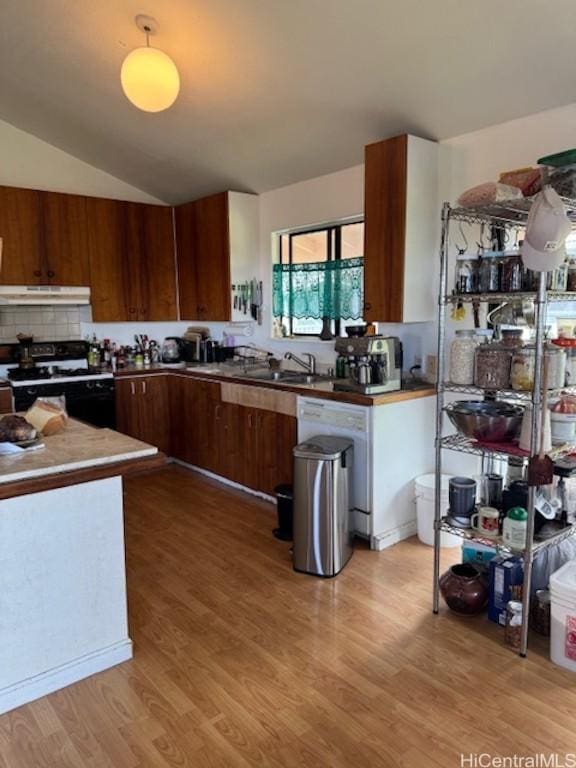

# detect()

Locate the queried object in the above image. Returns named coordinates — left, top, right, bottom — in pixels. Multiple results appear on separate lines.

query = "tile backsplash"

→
left=0, top=306, right=87, bottom=342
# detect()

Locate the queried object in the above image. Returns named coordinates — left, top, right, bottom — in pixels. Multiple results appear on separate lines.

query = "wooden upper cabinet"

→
left=42, top=192, right=90, bottom=285
left=0, top=186, right=44, bottom=285
left=175, top=191, right=259, bottom=322
left=85, top=196, right=129, bottom=322
left=87, top=198, right=177, bottom=322
left=139, top=204, right=177, bottom=321
left=363, top=134, right=439, bottom=323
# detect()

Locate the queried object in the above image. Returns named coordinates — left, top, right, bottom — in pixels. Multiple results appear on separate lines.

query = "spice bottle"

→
left=505, top=600, right=523, bottom=650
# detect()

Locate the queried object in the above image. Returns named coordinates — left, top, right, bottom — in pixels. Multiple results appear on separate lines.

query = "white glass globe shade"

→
left=121, top=46, right=180, bottom=112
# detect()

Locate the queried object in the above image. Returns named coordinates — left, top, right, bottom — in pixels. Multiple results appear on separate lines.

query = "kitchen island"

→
left=0, top=419, right=163, bottom=715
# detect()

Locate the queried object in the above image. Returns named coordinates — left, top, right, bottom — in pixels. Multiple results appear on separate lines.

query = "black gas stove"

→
left=5, top=340, right=116, bottom=429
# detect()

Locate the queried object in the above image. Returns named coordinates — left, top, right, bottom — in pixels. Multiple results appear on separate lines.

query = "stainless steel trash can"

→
left=293, top=435, right=354, bottom=577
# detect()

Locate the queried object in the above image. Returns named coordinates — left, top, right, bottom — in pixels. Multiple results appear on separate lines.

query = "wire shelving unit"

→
left=433, top=200, right=576, bottom=657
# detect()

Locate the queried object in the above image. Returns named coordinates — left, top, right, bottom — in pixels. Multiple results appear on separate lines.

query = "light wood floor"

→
left=1, top=465, right=575, bottom=767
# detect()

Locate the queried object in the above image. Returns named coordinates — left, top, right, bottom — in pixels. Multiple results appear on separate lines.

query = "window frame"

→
left=278, top=219, right=363, bottom=337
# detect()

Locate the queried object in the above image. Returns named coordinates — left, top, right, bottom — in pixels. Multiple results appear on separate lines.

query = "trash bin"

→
left=273, top=484, right=293, bottom=541
left=293, top=435, right=354, bottom=577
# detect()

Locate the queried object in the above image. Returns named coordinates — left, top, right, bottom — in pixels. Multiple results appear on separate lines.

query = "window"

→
left=273, top=220, right=364, bottom=337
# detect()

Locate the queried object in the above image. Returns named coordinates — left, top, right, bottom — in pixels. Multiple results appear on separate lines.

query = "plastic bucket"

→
left=550, top=411, right=576, bottom=445
left=550, top=561, right=576, bottom=672
left=414, top=474, right=461, bottom=548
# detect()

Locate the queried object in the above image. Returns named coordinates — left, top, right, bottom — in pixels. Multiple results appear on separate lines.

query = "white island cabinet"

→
left=0, top=420, right=160, bottom=715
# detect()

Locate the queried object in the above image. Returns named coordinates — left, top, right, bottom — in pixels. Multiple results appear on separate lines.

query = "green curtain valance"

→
left=272, top=257, right=364, bottom=320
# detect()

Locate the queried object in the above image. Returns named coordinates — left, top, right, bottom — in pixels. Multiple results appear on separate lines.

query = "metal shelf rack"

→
left=433, top=200, right=576, bottom=657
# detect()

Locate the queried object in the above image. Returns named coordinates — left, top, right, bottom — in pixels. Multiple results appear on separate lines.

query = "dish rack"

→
left=433, top=198, right=576, bottom=657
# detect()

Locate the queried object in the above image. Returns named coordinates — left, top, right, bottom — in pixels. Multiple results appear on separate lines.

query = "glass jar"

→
left=531, top=589, right=551, bottom=636
left=500, top=329, right=524, bottom=348
left=505, top=600, right=523, bottom=650
left=501, top=254, right=524, bottom=293
left=510, top=345, right=567, bottom=391
left=553, top=338, right=576, bottom=386
left=473, top=344, right=512, bottom=390
left=478, top=253, right=501, bottom=293
left=553, top=260, right=568, bottom=292
left=454, top=254, right=478, bottom=294
left=449, top=331, right=484, bottom=385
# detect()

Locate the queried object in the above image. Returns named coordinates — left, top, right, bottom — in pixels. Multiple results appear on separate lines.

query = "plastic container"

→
left=502, top=507, right=528, bottom=551
left=550, top=560, right=576, bottom=672
left=550, top=410, right=576, bottom=445
left=414, top=474, right=461, bottom=548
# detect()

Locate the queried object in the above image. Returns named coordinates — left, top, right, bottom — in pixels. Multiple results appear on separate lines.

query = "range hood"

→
left=0, top=286, right=91, bottom=305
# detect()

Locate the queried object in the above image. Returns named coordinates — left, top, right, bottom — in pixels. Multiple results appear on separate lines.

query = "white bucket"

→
left=414, top=473, right=461, bottom=548
left=550, top=560, right=576, bottom=672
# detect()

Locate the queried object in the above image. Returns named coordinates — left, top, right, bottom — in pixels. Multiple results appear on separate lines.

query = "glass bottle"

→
left=478, top=253, right=500, bottom=293
left=505, top=601, right=523, bottom=650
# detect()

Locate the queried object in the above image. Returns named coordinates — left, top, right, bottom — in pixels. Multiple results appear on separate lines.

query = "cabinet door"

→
left=174, top=202, right=199, bottom=321
left=275, top=413, right=297, bottom=489
left=175, top=193, right=231, bottom=321
left=363, top=134, right=408, bottom=323
left=137, top=376, right=171, bottom=453
left=42, top=192, right=90, bottom=285
left=125, top=203, right=146, bottom=321
left=0, top=186, right=43, bottom=284
left=115, top=378, right=141, bottom=439
left=219, top=402, right=245, bottom=485
left=194, top=193, right=231, bottom=321
left=140, top=205, right=177, bottom=321
left=86, top=197, right=130, bottom=321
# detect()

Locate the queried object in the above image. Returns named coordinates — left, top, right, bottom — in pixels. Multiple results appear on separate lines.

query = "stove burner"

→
left=8, top=367, right=50, bottom=382
left=8, top=367, right=96, bottom=382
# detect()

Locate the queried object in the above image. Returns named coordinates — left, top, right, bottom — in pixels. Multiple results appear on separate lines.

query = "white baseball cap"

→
left=521, top=186, right=572, bottom=271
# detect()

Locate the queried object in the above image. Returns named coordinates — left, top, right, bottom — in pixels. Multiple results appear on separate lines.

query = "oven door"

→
left=65, top=382, right=116, bottom=429
left=12, top=381, right=116, bottom=429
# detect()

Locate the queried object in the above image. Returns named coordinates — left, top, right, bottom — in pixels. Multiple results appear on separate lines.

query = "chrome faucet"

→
left=284, top=351, right=316, bottom=375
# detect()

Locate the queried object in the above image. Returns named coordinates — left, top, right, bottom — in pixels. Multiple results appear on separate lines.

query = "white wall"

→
left=0, top=119, right=163, bottom=204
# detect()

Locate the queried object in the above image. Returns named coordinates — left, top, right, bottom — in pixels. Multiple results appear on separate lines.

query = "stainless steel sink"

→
left=240, top=370, right=331, bottom=385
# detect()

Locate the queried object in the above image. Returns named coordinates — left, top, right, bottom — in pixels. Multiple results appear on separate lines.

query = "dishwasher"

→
left=296, top=396, right=372, bottom=537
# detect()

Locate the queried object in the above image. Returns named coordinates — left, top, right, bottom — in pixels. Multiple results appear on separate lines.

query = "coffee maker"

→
left=333, top=336, right=402, bottom=394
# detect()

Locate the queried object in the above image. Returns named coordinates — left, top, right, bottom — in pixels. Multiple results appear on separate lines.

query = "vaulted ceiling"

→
left=1, top=0, right=575, bottom=204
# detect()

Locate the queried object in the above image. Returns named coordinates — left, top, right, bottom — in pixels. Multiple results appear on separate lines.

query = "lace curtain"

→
left=272, top=257, right=364, bottom=320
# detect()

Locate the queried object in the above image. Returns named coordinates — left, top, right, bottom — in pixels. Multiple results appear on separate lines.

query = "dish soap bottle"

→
left=502, top=506, right=528, bottom=551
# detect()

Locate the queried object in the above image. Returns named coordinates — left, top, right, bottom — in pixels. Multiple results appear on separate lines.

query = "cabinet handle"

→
left=215, top=404, right=222, bottom=419
left=33, top=270, right=42, bottom=277
left=248, top=412, right=253, bottom=429
left=141, top=380, right=146, bottom=395
left=47, top=270, right=55, bottom=278
left=128, top=307, right=136, bottom=314
left=364, top=302, right=372, bottom=311
left=130, top=381, right=135, bottom=396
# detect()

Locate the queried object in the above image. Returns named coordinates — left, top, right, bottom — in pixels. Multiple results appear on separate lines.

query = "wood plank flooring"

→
left=2, top=464, right=575, bottom=767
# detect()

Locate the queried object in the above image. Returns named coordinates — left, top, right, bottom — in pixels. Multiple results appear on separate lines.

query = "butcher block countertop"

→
left=0, top=419, right=163, bottom=500
left=114, top=364, right=436, bottom=406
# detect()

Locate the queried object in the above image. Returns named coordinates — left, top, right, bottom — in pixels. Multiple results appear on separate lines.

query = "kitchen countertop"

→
left=112, top=363, right=435, bottom=406
left=0, top=418, right=159, bottom=487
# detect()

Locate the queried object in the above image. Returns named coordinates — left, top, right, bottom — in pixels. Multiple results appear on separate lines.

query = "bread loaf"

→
left=25, top=399, right=67, bottom=436
left=0, top=414, right=37, bottom=442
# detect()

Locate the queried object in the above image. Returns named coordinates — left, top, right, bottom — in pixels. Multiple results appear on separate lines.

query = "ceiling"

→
left=1, top=0, right=576, bottom=204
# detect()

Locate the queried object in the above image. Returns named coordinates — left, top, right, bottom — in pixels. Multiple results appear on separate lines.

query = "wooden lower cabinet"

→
left=169, top=376, right=296, bottom=494
left=115, top=375, right=171, bottom=454
left=0, top=388, right=13, bottom=414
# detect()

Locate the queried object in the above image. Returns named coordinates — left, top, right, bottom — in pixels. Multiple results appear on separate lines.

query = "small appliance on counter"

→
left=160, top=337, right=184, bottom=365
left=333, top=336, right=402, bottom=395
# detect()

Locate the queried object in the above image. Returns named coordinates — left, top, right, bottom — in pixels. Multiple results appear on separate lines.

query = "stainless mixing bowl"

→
left=446, top=400, right=524, bottom=442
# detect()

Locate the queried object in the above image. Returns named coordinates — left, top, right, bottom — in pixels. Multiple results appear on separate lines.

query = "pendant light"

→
left=121, top=15, right=180, bottom=113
